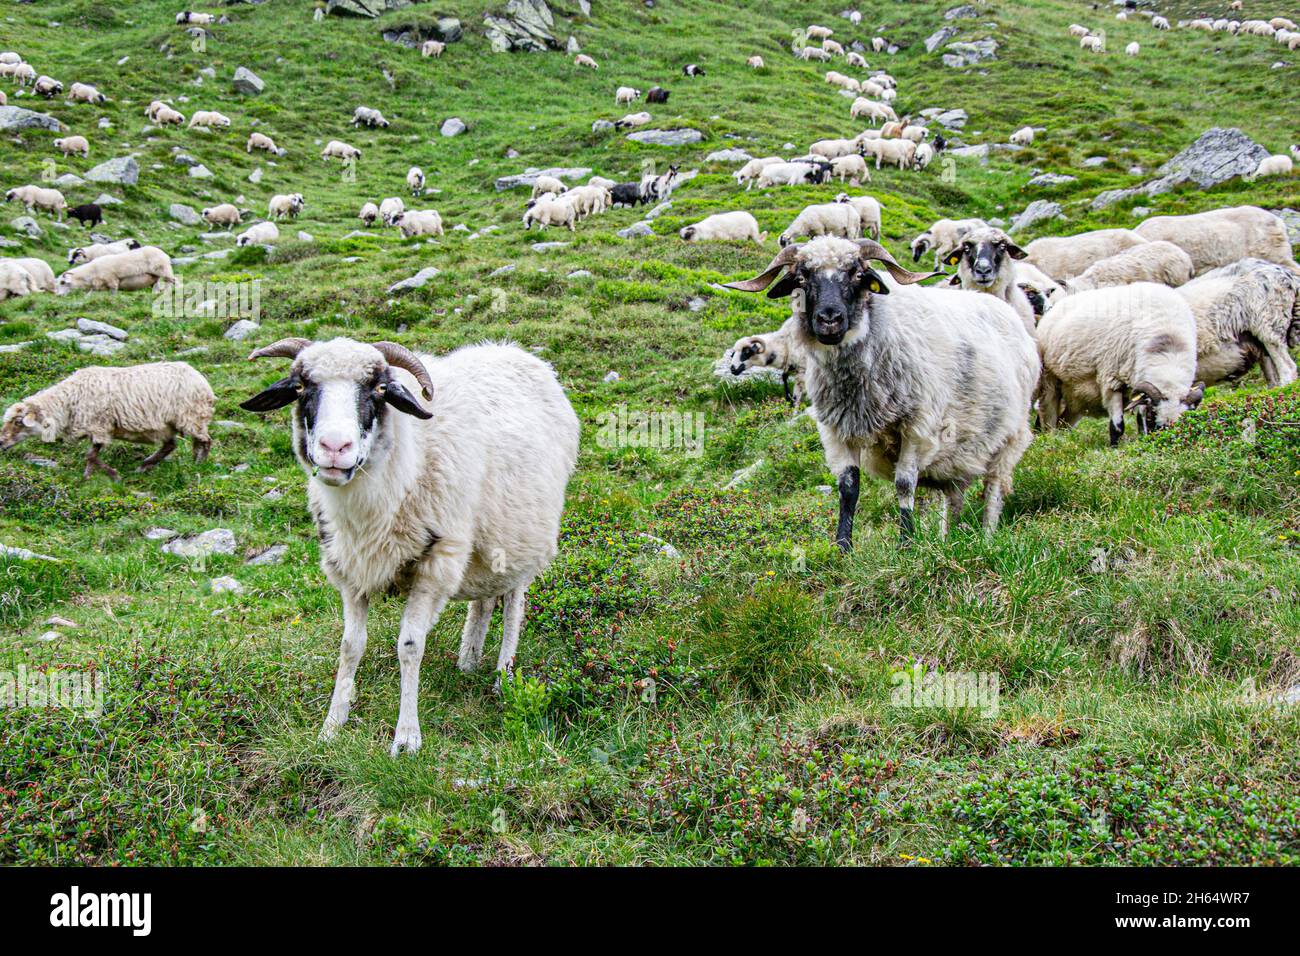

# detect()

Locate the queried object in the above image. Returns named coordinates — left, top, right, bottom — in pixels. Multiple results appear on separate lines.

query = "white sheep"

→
left=1251, top=154, right=1294, bottom=179
left=1134, top=206, right=1297, bottom=276
left=53, top=135, right=90, bottom=158
left=810, top=137, right=862, bottom=160
left=835, top=194, right=882, bottom=240
left=1125, top=41, right=1140, bottom=56
left=34, top=76, right=64, bottom=97
left=379, top=196, right=405, bottom=226
left=522, top=195, right=576, bottom=231
left=1177, top=261, right=1300, bottom=387
left=779, top=202, right=861, bottom=246
left=394, top=209, right=444, bottom=238
left=872, top=36, right=886, bottom=52
left=1153, top=16, right=1170, bottom=29
left=351, top=106, right=390, bottom=129
left=1010, top=126, right=1035, bottom=146
left=725, top=238, right=1039, bottom=544
left=236, top=221, right=280, bottom=247
left=846, top=51, right=868, bottom=69
left=851, top=97, right=896, bottom=124
left=153, top=104, right=185, bottom=126
left=1, top=362, right=214, bottom=479
left=268, top=193, right=305, bottom=220
left=747, top=55, right=765, bottom=69
left=530, top=175, right=567, bottom=199
left=1080, top=35, right=1104, bottom=52
left=0, top=52, right=20, bottom=65
left=5, top=185, right=67, bottom=220
left=56, top=246, right=176, bottom=295
left=734, top=156, right=785, bottom=189
left=321, top=140, right=361, bottom=161
left=825, top=70, right=861, bottom=92
left=1024, top=228, right=1148, bottom=280
left=406, top=166, right=425, bottom=195
left=558, top=184, right=611, bottom=218
left=910, top=218, right=987, bottom=269
left=725, top=314, right=807, bottom=405
left=188, top=109, right=231, bottom=130
left=806, top=25, right=833, bottom=40
left=201, top=203, right=242, bottom=229
left=68, top=239, right=141, bottom=265
left=615, top=86, right=641, bottom=104
left=913, top=142, right=936, bottom=170
left=614, top=110, right=651, bottom=129
left=940, top=226, right=1037, bottom=336
left=237, top=337, right=579, bottom=753
left=176, top=12, right=215, bottom=26
left=864, top=137, right=916, bottom=169
left=421, top=40, right=445, bottom=58
left=246, top=132, right=284, bottom=156
left=68, top=81, right=105, bottom=104
left=359, top=202, right=380, bottom=227
left=1059, top=241, right=1195, bottom=294
left=1068, top=24, right=1091, bottom=38
left=756, top=161, right=826, bottom=188
left=587, top=175, right=617, bottom=190
left=830, top=153, right=870, bottom=185
left=680, top=211, right=763, bottom=242
left=798, top=46, right=832, bottom=61
left=823, top=39, right=846, bottom=57
left=0, top=261, right=36, bottom=301
left=574, top=53, right=598, bottom=69
left=6, top=257, right=55, bottom=292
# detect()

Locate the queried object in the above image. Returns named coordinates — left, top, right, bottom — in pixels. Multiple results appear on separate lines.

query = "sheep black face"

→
left=941, top=229, right=1026, bottom=288
left=1125, top=380, right=1205, bottom=439
left=241, top=338, right=434, bottom=487
left=723, top=238, right=936, bottom=346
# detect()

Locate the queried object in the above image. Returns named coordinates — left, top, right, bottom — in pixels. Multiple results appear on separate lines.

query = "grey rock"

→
left=1132, top=206, right=1151, bottom=218
left=1027, top=172, right=1077, bottom=187
left=592, top=119, right=614, bottom=132
left=162, top=528, right=237, bottom=559
left=232, top=67, right=264, bottom=95
left=578, top=0, right=590, bottom=14
left=54, top=174, right=84, bottom=188
left=173, top=152, right=201, bottom=167
left=85, top=156, right=139, bottom=185
left=94, top=193, right=122, bottom=206
left=440, top=117, right=467, bottom=137
left=77, top=318, right=128, bottom=341
left=943, top=38, right=998, bottom=67
left=210, top=575, right=244, bottom=595
left=325, top=0, right=419, bottom=16
left=188, top=164, right=213, bottom=179
left=925, top=26, right=959, bottom=53
left=245, top=544, right=288, bottom=566
left=618, top=221, right=653, bottom=238
left=1082, top=156, right=1108, bottom=167
left=1009, top=200, right=1064, bottom=234
left=489, top=264, right=515, bottom=277
left=687, top=296, right=707, bottom=312
left=495, top=166, right=591, bottom=191
left=387, top=266, right=440, bottom=294
left=645, top=201, right=672, bottom=219
left=625, top=127, right=703, bottom=146
left=224, top=319, right=260, bottom=341
left=944, top=4, right=979, bottom=18
left=637, top=533, right=681, bottom=559
left=0, top=105, right=61, bottom=132
left=603, top=370, right=620, bottom=383
left=567, top=269, right=593, bottom=279
left=170, top=203, right=202, bottom=225
left=704, top=148, right=753, bottom=163
left=145, top=528, right=179, bottom=542
left=1270, top=208, right=1300, bottom=246
left=297, top=230, right=313, bottom=242
left=722, top=458, right=764, bottom=490
left=484, top=0, right=560, bottom=53
left=933, top=108, right=968, bottom=130
left=531, top=241, right=568, bottom=252
left=1092, top=128, right=1270, bottom=210
left=0, top=543, right=57, bottom=562
left=248, top=167, right=263, bottom=184
left=10, top=217, right=42, bottom=238
left=567, top=35, right=581, bottom=54
left=24, top=455, right=57, bottom=468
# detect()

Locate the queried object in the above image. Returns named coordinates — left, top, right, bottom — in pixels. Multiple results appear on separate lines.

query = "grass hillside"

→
left=1, top=0, right=1298, bottom=865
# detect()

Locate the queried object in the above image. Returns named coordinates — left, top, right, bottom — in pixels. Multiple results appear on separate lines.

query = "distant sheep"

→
left=236, top=221, right=280, bottom=247
left=734, top=156, right=785, bottom=190
left=351, top=106, right=390, bottom=129
left=531, top=175, right=567, bottom=199
left=421, top=40, right=445, bottom=58
left=176, top=12, right=215, bottom=26
left=615, top=86, right=640, bottom=104
left=379, top=197, right=405, bottom=226
left=55, top=246, right=176, bottom=295
left=682, top=63, right=705, bottom=76
left=863, top=137, right=916, bottom=170
left=394, top=209, right=444, bottom=239
left=407, top=166, right=425, bottom=195
left=851, top=97, right=896, bottom=124
left=1010, top=126, right=1035, bottom=146
left=67, top=203, right=103, bottom=228
left=0, top=362, right=214, bottom=479
left=1134, top=206, right=1297, bottom=276
left=779, top=202, right=860, bottom=246
left=747, top=55, right=765, bottom=69
left=68, top=82, right=105, bottom=104
left=201, top=203, right=242, bottom=229
left=321, top=140, right=361, bottom=161
left=1024, top=228, right=1148, bottom=280
left=680, top=211, right=763, bottom=242
left=1059, top=241, right=1194, bottom=294
left=246, top=131, right=284, bottom=156
left=1152, top=16, right=1170, bottom=29
left=359, top=202, right=379, bottom=227
left=522, top=195, right=576, bottom=231
left=5, top=257, right=55, bottom=292
left=1251, top=154, right=1293, bottom=179
left=846, top=51, right=868, bottom=69
left=806, top=25, right=833, bottom=40
left=188, top=109, right=231, bottom=130
left=5, top=185, right=66, bottom=220
left=68, top=239, right=141, bottom=265
left=268, top=193, right=305, bottom=220
left=53, top=135, right=89, bottom=158
left=830, top=153, right=870, bottom=185
left=614, top=110, right=651, bottom=129
left=1125, top=41, right=1140, bottom=56
left=1080, top=35, right=1104, bottom=52
left=574, top=54, right=598, bottom=69
left=34, top=76, right=64, bottom=97
left=153, top=104, right=185, bottom=126
left=835, top=193, right=882, bottom=240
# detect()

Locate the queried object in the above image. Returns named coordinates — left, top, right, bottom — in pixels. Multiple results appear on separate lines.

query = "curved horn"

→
left=247, top=337, right=312, bottom=361
left=372, top=341, right=434, bottom=401
left=1130, top=380, right=1166, bottom=403
left=855, top=239, right=944, bottom=284
left=722, top=244, right=802, bottom=293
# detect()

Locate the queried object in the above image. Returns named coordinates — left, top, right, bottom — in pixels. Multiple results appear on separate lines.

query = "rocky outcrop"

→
left=0, top=105, right=61, bottom=132
left=625, top=128, right=703, bottom=146
left=381, top=15, right=463, bottom=47
left=85, top=156, right=140, bottom=186
left=942, top=38, right=997, bottom=67
left=484, top=0, right=560, bottom=52
left=1091, top=127, right=1271, bottom=210
left=494, top=166, right=591, bottom=190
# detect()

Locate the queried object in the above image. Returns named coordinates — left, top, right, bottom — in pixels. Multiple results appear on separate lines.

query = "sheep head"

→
left=939, top=227, right=1026, bottom=289
left=724, top=238, right=937, bottom=345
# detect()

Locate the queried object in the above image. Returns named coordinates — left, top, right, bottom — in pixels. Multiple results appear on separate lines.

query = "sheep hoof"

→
left=390, top=726, right=422, bottom=756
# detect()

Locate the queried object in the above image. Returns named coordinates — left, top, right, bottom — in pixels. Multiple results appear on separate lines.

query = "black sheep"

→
left=610, top=183, right=647, bottom=207
left=68, top=203, right=103, bottom=228
left=682, top=64, right=704, bottom=77
left=646, top=87, right=669, bottom=104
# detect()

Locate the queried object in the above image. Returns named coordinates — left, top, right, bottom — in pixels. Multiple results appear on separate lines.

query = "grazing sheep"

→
left=153, top=104, right=185, bottom=126
left=351, top=106, right=390, bottom=129
left=246, top=131, right=284, bottom=156
left=236, top=221, right=280, bottom=247
left=0, top=91, right=5, bottom=106
left=614, top=110, right=652, bottom=129
left=1081, top=35, right=1104, bottom=52
left=1, top=362, right=214, bottom=479
left=823, top=39, right=846, bottom=57
left=1177, top=262, right=1300, bottom=387
left=680, top=211, right=763, bottom=242
left=321, top=140, right=361, bottom=161
left=0, top=52, right=20, bottom=65
left=188, top=109, right=231, bottom=130
left=1251, top=154, right=1294, bottom=179
left=522, top=195, right=576, bottom=231
left=176, top=12, right=215, bottom=26
left=756, top=161, right=829, bottom=187
left=872, top=36, right=886, bottom=52
left=747, top=55, right=765, bottom=69
left=1013, top=261, right=1064, bottom=315
left=359, top=202, right=380, bottom=227
left=1292, top=144, right=1300, bottom=160
left=6, top=257, right=55, bottom=292
left=864, top=137, right=916, bottom=170
left=682, top=63, right=705, bottom=76
left=558, top=184, right=611, bottom=218
left=734, top=156, right=785, bottom=189
left=851, top=97, right=897, bottom=124
left=1068, top=24, right=1090, bottom=38
left=911, top=218, right=987, bottom=268
left=53, top=135, right=89, bottom=158
left=615, top=86, right=641, bottom=104
left=811, top=136, right=863, bottom=160
left=55, top=246, right=176, bottom=295
left=825, top=70, right=861, bottom=92
left=10, top=63, right=36, bottom=86
left=574, top=53, right=598, bottom=69
left=268, top=193, right=305, bottom=220
left=1037, top=283, right=1203, bottom=443
left=797, top=46, right=832, bottom=61
left=394, top=209, right=444, bottom=239
left=806, top=25, right=833, bottom=40
left=201, top=203, right=242, bottom=229
left=835, top=193, right=882, bottom=241
left=68, top=239, right=141, bottom=265
left=830, top=153, right=871, bottom=185
left=1134, top=206, right=1297, bottom=276
left=587, top=175, right=617, bottom=190
left=67, top=203, right=103, bottom=228
left=530, top=175, right=567, bottom=200
left=939, top=226, right=1037, bottom=336
left=33, top=76, right=64, bottom=97
left=68, top=82, right=105, bottom=104
left=379, top=197, right=405, bottom=227
left=0, top=261, right=36, bottom=301
left=5, top=185, right=67, bottom=220
left=1010, top=126, right=1035, bottom=146
left=1153, top=16, right=1170, bottom=29
left=900, top=126, right=929, bottom=144
left=912, top=142, right=936, bottom=171
left=646, top=86, right=669, bottom=104
left=1023, top=228, right=1148, bottom=280
left=725, top=238, right=1038, bottom=545
left=779, top=202, right=861, bottom=246
left=421, top=40, right=445, bottom=58
left=238, top=338, right=579, bottom=752
left=726, top=315, right=807, bottom=405
left=1059, top=241, right=1195, bottom=294
left=846, top=51, right=868, bottom=69
left=1126, top=41, right=1140, bottom=55
left=406, top=166, right=425, bottom=195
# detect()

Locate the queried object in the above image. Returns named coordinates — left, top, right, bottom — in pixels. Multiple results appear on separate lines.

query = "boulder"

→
left=1027, top=172, right=1077, bottom=187
left=232, top=67, right=264, bottom=95
left=162, top=528, right=237, bottom=559
left=925, top=26, right=959, bottom=52
left=77, top=318, right=128, bottom=341
left=484, top=0, right=560, bottom=52
left=1091, top=128, right=1270, bottom=209
left=326, top=0, right=421, bottom=17
left=224, top=319, right=260, bottom=341
left=944, top=4, right=979, bottom=18
left=625, top=127, right=703, bottom=146
left=85, top=156, right=139, bottom=186
left=381, top=16, right=463, bottom=47
left=387, top=266, right=440, bottom=294
left=440, top=117, right=467, bottom=137
left=1009, top=199, right=1064, bottom=234
left=704, top=148, right=753, bottom=163
left=494, top=166, right=591, bottom=190
left=617, top=221, right=653, bottom=238
left=0, top=105, right=61, bottom=132
left=943, top=38, right=998, bottom=67
left=10, top=217, right=42, bottom=239
left=170, top=203, right=202, bottom=225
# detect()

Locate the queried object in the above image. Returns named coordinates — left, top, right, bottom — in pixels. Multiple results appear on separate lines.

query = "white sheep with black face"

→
left=725, top=237, right=1039, bottom=547
left=909, top=217, right=986, bottom=270
left=938, top=226, right=1036, bottom=336
left=406, top=166, right=425, bottom=196
left=725, top=315, right=807, bottom=405
left=239, top=337, right=579, bottom=755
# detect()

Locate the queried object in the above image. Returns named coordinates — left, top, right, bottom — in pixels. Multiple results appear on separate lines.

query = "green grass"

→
left=1, top=0, right=1298, bottom=866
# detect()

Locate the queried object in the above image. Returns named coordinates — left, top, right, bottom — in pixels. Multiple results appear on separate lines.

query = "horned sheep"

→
left=726, top=314, right=808, bottom=406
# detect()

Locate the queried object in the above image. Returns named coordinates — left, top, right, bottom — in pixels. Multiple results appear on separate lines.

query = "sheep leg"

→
left=457, top=597, right=497, bottom=673
left=320, top=589, right=369, bottom=741
left=1260, top=339, right=1297, bottom=387
left=943, top=485, right=967, bottom=539
left=494, top=582, right=533, bottom=687
left=391, top=587, right=451, bottom=756
left=835, top=465, right=860, bottom=552
left=191, top=435, right=211, bottom=463
left=137, top=436, right=177, bottom=471
left=894, top=456, right=920, bottom=544
left=781, top=370, right=794, bottom=405
left=84, top=442, right=119, bottom=481
left=1105, top=389, right=1125, bottom=447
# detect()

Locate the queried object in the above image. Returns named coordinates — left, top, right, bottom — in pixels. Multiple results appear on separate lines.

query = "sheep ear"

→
left=381, top=380, right=433, bottom=420
left=1005, top=242, right=1028, bottom=260
left=938, top=247, right=962, bottom=267
left=947, top=274, right=963, bottom=286
left=767, top=272, right=800, bottom=298
left=240, top=377, right=300, bottom=413
left=862, top=267, right=890, bottom=295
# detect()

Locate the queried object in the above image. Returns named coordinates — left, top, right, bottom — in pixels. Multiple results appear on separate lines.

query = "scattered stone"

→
left=440, top=117, right=467, bottom=137
left=646, top=201, right=672, bottom=219
left=10, top=217, right=43, bottom=238
left=232, top=66, right=264, bottom=95
left=162, top=528, right=237, bottom=559
left=687, top=296, right=707, bottom=312
left=23, top=454, right=56, bottom=467
left=723, top=459, right=764, bottom=490
left=224, top=319, right=260, bottom=341
left=248, top=167, right=263, bottom=184
left=944, top=4, right=979, bottom=18
left=262, top=488, right=283, bottom=501
left=297, top=230, right=313, bottom=242
left=567, top=269, right=593, bottom=279
left=932, top=108, right=968, bottom=129
left=1082, top=156, right=1108, bottom=167
left=489, top=264, right=515, bottom=277
left=704, top=148, right=753, bottom=163
left=603, top=370, right=620, bottom=384
left=925, top=26, right=959, bottom=52
left=77, top=318, right=128, bottom=341
left=46, top=616, right=78, bottom=629
left=637, top=533, right=681, bottom=559
left=1132, top=206, right=1151, bottom=218
left=245, top=544, right=288, bottom=566
left=943, top=38, right=998, bottom=67
left=495, top=166, right=591, bottom=191
left=94, top=193, right=122, bottom=206
left=387, top=266, right=440, bottom=294
left=618, top=221, right=653, bottom=238
left=484, top=0, right=560, bottom=52
left=84, top=156, right=139, bottom=185
left=567, top=35, right=580, bottom=54
left=531, top=241, right=568, bottom=252
left=0, top=105, right=62, bottom=132
left=38, top=631, right=62, bottom=642
left=1009, top=199, right=1064, bottom=234
left=144, top=528, right=179, bottom=541
left=188, top=164, right=213, bottom=179
left=1270, top=208, right=1300, bottom=246
left=1091, top=128, right=1271, bottom=210
left=592, top=119, right=614, bottom=132
left=210, top=576, right=244, bottom=595
left=625, top=128, right=703, bottom=146
left=1027, top=172, right=1077, bottom=187
left=0, top=543, right=58, bottom=562
left=54, top=173, right=84, bottom=188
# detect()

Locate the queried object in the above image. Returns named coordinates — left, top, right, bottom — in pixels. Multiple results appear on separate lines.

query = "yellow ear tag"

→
left=946, top=253, right=961, bottom=266
left=868, top=279, right=883, bottom=293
